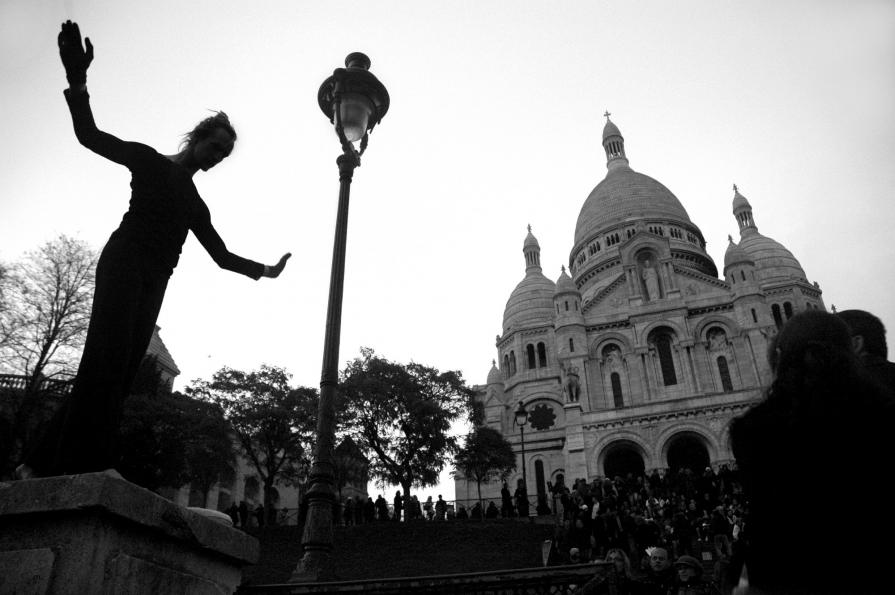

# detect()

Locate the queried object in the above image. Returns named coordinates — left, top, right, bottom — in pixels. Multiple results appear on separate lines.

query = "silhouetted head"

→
left=182, top=112, right=236, bottom=171
left=837, top=309, right=888, bottom=359
left=771, top=311, right=853, bottom=380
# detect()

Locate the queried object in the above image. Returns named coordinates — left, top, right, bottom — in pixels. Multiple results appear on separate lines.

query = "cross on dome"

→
left=527, top=224, right=532, bottom=233
left=733, top=183, right=738, bottom=192
left=604, top=110, right=611, bottom=120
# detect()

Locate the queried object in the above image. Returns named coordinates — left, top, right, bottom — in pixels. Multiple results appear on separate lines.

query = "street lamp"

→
left=514, top=400, right=529, bottom=518
left=291, top=52, right=389, bottom=582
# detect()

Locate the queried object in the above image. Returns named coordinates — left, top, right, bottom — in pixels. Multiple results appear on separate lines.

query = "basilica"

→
left=455, top=116, right=824, bottom=506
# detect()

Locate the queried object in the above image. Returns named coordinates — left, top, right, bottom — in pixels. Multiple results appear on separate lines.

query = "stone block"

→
left=0, top=472, right=259, bottom=594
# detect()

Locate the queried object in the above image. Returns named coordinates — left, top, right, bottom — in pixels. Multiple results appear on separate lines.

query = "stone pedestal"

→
left=0, top=472, right=259, bottom=594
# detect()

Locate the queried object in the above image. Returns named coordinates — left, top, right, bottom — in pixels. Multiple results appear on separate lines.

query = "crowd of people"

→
left=551, top=465, right=744, bottom=574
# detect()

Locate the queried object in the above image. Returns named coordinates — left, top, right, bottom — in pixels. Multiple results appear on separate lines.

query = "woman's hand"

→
left=58, top=20, right=93, bottom=87
left=264, top=253, right=292, bottom=278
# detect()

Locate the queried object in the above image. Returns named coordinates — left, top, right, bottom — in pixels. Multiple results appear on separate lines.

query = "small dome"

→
left=555, top=266, right=578, bottom=295
left=732, top=185, right=751, bottom=211
left=503, top=271, right=556, bottom=332
left=487, top=360, right=502, bottom=385
left=723, top=236, right=753, bottom=269
left=738, top=229, right=807, bottom=282
left=523, top=227, right=540, bottom=249
left=603, top=118, right=622, bottom=140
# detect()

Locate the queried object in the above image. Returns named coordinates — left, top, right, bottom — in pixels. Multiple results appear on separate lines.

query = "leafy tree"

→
left=339, top=348, right=476, bottom=499
left=333, top=437, right=369, bottom=502
left=452, top=425, right=517, bottom=516
left=187, top=365, right=317, bottom=517
left=0, top=234, right=96, bottom=393
left=118, top=356, right=234, bottom=495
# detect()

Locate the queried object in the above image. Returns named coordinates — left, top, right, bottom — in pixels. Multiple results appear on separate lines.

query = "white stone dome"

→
left=574, top=165, right=694, bottom=246
left=503, top=271, right=556, bottom=332
left=738, top=229, right=807, bottom=282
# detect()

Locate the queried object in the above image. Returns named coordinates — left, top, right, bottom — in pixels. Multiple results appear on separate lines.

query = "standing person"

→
left=730, top=311, right=895, bottom=594
left=423, top=496, right=434, bottom=520
left=515, top=480, right=530, bottom=518
left=837, top=309, right=895, bottom=397
left=574, top=548, right=637, bottom=595
left=435, top=495, right=447, bottom=521
left=18, top=21, right=291, bottom=479
left=363, top=496, right=375, bottom=524
left=226, top=503, right=240, bottom=527
left=393, top=490, right=403, bottom=521
left=501, top=481, right=515, bottom=517
left=669, top=555, right=720, bottom=595
left=636, top=547, right=676, bottom=595
left=375, top=494, right=388, bottom=521
left=254, top=503, right=265, bottom=528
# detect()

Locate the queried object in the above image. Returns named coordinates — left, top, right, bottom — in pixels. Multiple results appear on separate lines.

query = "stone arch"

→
left=663, top=432, right=712, bottom=474
left=590, top=332, right=634, bottom=356
left=694, top=315, right=741, bottom=342
left=647, top=326, right=682, bottom=387
left=592, top=430, right=654, bottom=474
left=602, top=440, right=648, bottom=479
left=656, top=423, right=721, bottom=468
left=639, top=319, right=687, bottom=346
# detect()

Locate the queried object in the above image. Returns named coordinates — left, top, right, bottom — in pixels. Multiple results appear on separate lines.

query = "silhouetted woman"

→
left=19, top=21, right=291, bottom=478
left=730, top=311, right=894, bottom=594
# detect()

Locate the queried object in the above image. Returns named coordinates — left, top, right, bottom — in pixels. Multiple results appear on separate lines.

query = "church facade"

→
left=455, top=116, right=824, bottom=507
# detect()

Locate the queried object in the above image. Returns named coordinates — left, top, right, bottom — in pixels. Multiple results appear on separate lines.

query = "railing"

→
left=290, top=495, right=560, bottom=527
left=239, top=563, right=609, bottom=594
left=0, top=374, right=74, bottom=397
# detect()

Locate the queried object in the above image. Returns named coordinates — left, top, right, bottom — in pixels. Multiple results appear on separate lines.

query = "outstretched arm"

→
left=58, top=20, right=143, bottom=167
left=193, top=207, right=291, bottom=280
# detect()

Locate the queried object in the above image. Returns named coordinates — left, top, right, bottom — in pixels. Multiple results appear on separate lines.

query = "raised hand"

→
left=58, top=20, right=93, bottom=86
left=265, top=253, right=292, bottom=278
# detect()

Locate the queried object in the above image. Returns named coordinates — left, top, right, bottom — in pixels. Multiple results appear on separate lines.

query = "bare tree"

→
left=0, top=235, right=97, bottom=393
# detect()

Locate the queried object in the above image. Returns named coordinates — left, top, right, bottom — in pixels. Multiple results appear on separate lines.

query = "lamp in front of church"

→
left=514, top=401, right=530, bottom=516
left=291, top=52, right=389, bottom=583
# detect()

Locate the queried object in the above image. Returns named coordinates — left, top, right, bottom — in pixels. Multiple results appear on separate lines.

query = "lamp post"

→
left=291, top=52, right=389, bottom=582
left=514, top=401, right=529, bottom=518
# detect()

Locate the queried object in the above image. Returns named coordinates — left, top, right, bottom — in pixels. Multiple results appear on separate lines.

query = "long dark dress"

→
left=25, top=90, right=263, bottom=476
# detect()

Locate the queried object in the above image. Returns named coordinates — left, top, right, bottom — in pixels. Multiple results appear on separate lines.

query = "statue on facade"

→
left=642, top=259, right=660, bottom=301
left=563, top=364, right=581, bottom=403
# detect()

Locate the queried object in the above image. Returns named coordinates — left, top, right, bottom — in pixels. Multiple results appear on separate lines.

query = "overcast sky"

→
left=2, top=0, right=893, bottom=501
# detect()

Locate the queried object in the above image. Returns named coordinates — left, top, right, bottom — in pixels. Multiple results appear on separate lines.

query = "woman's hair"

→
left=604, top=548, right=632, bottom=575
left=767, top=310, right=859, bottom=417
left=181, top=111, right=236, bottom=150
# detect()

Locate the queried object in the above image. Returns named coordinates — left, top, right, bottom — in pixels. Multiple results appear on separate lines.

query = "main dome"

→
left=574, top=164, right=693, bottom=246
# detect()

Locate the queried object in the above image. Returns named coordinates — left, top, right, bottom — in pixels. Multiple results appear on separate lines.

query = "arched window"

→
left=611, top=372, right=624, bottom=408
left=569, top=338, right=575, bottom=353
left=537, top=342, right=547, bottom=367
left=772, top=304, right=783, bottom=329
left=740, top=270, right=746, bottom=281
left=526, top=344, right=536, bottom=369
left=565, top=301, right=569, bottom=311
left=534, top=460, right=547, bottom=504
left=784, top=302, right=793, bottom=319
left=655, top=334, right=677, bottom=386
left=751, top=308, right=757, bottom=323
left=509, top=351, right=517, bottom=375
left=717, top=356, right=733, bottom=392
left=503, top=354, right=510, bottom=378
